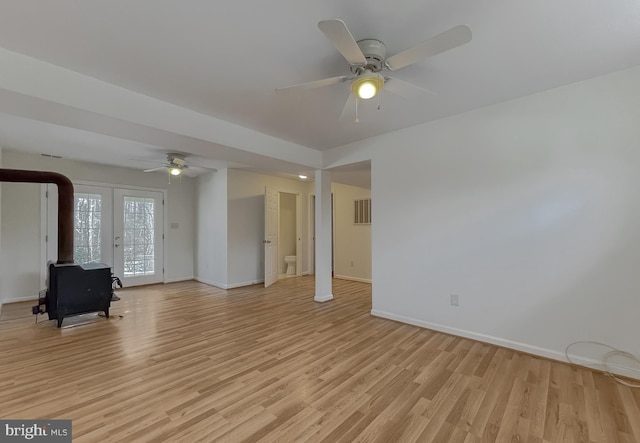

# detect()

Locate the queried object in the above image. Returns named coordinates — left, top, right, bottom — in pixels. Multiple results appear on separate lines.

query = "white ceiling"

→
left=0, top=0, right=640, bottom=184
left=0, top=114, right=240, bottom=173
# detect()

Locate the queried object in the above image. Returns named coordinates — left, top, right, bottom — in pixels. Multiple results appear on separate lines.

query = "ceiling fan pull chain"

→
left=355, top=98, right=359, bottom=123
left=377, top=93, right=381, bottom=111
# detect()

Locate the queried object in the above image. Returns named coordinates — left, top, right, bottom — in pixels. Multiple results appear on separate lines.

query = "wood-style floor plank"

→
left=1, top=276, right=639, bottom=442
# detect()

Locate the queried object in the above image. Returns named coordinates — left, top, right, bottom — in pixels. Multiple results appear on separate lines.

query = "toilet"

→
left=284, top=256, right=297, bottom=275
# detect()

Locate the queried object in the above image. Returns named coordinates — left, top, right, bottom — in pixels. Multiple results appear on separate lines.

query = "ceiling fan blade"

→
left=182, top=166, right=218, bottom=177
left=386, top=25, right=472, bottom=71
left=143, top=167, right=167, bottom=173
left=276, top=75, right=347, bottom=94
left=318, top=19, right=367, bottom=65
left=181, top=167, right=198, bottom=177
left=384, top=77, right=437, bottom=100
left=339, top=93, right=358, bottom=123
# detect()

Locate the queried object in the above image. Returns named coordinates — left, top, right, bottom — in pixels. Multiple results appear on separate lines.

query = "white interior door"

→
left=264, top=187, right=278, bottom=288
left=113, top=189, right=164, bottom=286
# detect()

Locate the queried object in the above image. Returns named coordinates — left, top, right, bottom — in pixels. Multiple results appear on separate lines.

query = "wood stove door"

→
left=113, top=189, right=164, bottom=286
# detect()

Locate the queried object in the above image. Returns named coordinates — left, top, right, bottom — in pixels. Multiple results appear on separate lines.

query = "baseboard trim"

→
left=371, top=309, right=640, bottom=380
left=227, top=280, right=264, bottom=289
left=194, top=277, right=228, bottom=290
left=314, top=293, right=334, bottom=303
left=164, top=276, right=195, bottom=284
left=195, top=277, right=264, bottom=290
left=335, top=275, right=372, bottom=284
left=4, top=295, right=38, bottom=304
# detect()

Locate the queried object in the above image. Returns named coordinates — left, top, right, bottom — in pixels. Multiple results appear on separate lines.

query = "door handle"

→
left=262, top=240, right=271, bottom=244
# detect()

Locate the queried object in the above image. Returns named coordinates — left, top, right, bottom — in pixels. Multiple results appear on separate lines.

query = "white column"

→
left=314, top=169, right=333, bottom=302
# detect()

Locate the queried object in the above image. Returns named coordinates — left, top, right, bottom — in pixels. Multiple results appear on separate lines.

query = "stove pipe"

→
left=0, top=168, right=74, bottom=264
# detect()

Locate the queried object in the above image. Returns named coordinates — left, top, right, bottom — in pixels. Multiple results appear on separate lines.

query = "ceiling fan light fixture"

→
left=351, top=72, right=384, bottom=99
left=169, top=166, right=182, bottom=176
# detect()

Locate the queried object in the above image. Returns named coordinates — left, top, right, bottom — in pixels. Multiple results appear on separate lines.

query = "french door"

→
left=113, top=189, right=164, bottom=286
left=45, top=184, right=164, bottom=287
left=72, top=185, right=113, bottom=267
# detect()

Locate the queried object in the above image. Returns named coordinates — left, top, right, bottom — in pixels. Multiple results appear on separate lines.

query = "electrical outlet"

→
left=450, top=294, right=459, bottom=306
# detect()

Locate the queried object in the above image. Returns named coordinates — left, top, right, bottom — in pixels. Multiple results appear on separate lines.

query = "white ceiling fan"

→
left=142, top=153, right=217, bottom=178
left=276, top=19, right=472, bottom=121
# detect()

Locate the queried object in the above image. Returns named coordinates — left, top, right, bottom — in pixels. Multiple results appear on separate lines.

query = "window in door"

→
left=123, top=196, right=156, bottom=277
left=113, top=188, right=164, bottom=286
left=74, top=192, right=103, bottom=265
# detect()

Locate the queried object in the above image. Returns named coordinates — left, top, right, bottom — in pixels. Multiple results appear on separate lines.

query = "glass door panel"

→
left=74, top=192, right=103, bottom=264
left=113, top=189, right=164, bottom=286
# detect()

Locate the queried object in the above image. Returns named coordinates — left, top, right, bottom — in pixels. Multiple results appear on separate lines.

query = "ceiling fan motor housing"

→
left=351, top=39, right=387, bottom=73
left=167, top=153, right=186, bottom=166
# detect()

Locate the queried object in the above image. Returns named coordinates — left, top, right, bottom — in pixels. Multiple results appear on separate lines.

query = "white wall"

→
left=278, top=193, right=296, bottom=275
left=0, top=150, right=196, bottom=301
left=0, top=178, right=40, bottom=301
left=227, top=169, right=312, bottom=288
left=328, top=65, right=640, bottom=376
left=0, top=146, right=3, bottom=315
left=195, top=169, right=228, bottom=288
left=332, top=182, right=371, bottom=283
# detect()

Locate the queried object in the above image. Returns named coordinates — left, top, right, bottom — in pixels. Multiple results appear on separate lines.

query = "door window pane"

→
left=74, top=193, right=102, bottom=264
left=123, top=196, right=155, bottom=276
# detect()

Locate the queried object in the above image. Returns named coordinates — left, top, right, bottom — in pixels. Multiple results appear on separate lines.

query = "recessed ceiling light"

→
left=298, top=175, right=308, bottom=180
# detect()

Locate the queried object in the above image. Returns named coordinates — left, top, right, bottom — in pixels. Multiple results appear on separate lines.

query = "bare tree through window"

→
left=74, top=193, right=102, bottom=264
left=123, top=197, right=156, bottom=276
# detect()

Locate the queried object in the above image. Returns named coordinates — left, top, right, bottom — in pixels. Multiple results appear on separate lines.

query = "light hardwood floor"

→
left=1, top=277, right=639, bottom=442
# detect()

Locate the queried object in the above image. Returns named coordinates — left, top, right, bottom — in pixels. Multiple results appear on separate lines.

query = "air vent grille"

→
left=354, top=198, right=371, bottom=225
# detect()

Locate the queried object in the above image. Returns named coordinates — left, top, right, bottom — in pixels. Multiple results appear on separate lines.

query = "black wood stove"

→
left=44, top=262, right=113, bottom=327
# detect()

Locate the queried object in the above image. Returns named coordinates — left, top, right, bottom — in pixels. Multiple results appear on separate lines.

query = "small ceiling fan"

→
left=143, top=153, right=216, bottom=178
left=276, top=19, right=472, bottom=121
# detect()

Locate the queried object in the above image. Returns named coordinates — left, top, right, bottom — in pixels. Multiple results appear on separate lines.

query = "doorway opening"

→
left=278, top=192, right=298, bottom=279
left=316, top=160, right=372, bottom=303
left=264, top=187, right=302, bottom=288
